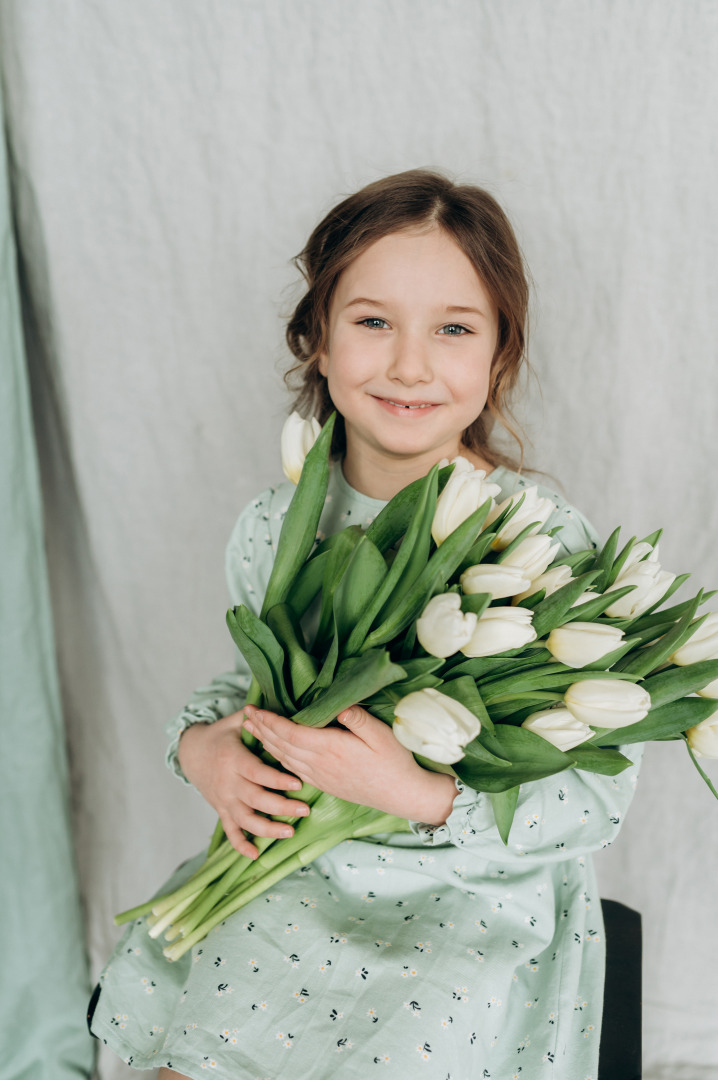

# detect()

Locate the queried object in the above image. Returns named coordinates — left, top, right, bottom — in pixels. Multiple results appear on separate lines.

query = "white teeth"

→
left=388, top=401, right=432, bottom=409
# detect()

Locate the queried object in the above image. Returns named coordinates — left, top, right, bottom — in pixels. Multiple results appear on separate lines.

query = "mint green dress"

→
left=91, top=464, right=643, bottom=1079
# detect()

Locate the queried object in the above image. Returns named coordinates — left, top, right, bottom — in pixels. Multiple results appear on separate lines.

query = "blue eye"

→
left=359, top=317, right=389, bottom=330
left=438, top=323, right=470, bottom=336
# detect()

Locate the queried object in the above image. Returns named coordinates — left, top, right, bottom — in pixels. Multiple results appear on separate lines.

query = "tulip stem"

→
left=685, top=738, right=718, bottom=801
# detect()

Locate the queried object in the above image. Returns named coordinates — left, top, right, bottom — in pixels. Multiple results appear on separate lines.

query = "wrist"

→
left=406, top=770, right=458, bottom=827
left=177, top=722, right=208, bottom=783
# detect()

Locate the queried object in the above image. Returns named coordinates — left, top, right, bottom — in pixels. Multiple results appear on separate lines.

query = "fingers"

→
left=336, top=705, right=387, bottom=747
left=244, top=706, right=319, bottom=750
left=244, top=755, right=304, bottom=793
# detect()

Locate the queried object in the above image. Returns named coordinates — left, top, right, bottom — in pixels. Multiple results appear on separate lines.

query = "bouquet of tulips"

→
left=116, top=413, right=718, bottom=960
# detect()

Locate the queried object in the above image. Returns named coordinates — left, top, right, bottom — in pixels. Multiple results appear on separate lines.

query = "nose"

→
left=386, top=329, right=432, bottom=385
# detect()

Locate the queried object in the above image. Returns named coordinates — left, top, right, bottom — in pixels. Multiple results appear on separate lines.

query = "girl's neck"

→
left=341, top=443, right=494, bottom=501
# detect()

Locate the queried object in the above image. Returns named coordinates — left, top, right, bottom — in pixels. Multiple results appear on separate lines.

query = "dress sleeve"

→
left=410, top=496, right=643, bottom=861
left=409, top=744, right=643, bottom=864
left=164, top=491, right=275, bottom=783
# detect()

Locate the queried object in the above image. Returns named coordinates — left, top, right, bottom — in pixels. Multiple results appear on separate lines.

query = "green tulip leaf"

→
left=292, top=648, right=407, bottom=728
left=550, top=548, right=599, bottom=575
left=454, top=724, right=574, bottom=793
left=446, top=649, right=553, bottom=682
left=489, top=786, right=520, bottom=845
left=260, top=412, right=335, bottom=619
left=481, top=666, right=641, bottom=703
left=487, top=691, right=564, bottom=721
left=592, top=526, right=621, bottom=592
left=455, top=531, right=496, bottom=577
left=641, top=660, right=718, bottom=708
left=365, top=464, right=454, bottom=553
left=316, top=526, right=366, bottom=645
left=605, top=535, right=637, bottom=587
left=287, top=550, right=329, bottom=620
left=226, top=607, right=290, bottom=715
left=567, top=745, right=632, bottom=775
left=363, top=498, right=494, bottom=650
left=266, top=604, right=319, bottom=702
left=628, top=590, right=716, bottom=635
left=616, top=573, right=691, bottom=630
left=566, top=585, right=636, bottom=623
left=460, top=592, right=492, bottom=617
left=590, top=695, right=718, bottom=746
left=614, top=592, right=706, bottom=677
left=530, top=570, right=603, bottom=638
left=334, top=536, right=389, bottom=646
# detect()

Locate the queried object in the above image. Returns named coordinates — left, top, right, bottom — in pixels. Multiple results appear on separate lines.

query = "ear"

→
left=317, top=351, right=329, bottom=377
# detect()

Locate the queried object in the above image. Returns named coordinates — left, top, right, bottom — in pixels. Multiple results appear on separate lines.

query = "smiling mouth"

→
left=380, top=399, right=438, bottom=409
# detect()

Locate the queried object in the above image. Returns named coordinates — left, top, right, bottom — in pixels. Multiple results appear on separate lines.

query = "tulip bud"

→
left=603, top=561, right=676, bottom=619
left=431, top=457, right=501, bottom=546
left=460, top=563, right=532, bottom=600
left=393, top=687, right=481, bottom=764
left=416, top=593, right=478, bottom=659
left=669, top=612, right=718, bottom=667
left=280, top=411, right=322, bottom=485
left=460, top=606, right=537, bottom=658
left=486, top=486, right=556, bottom=551
left=521, top=708, right=594, bottom=751
left=501, top=535, right=561, bottom=581
left=546, top=622, right=625, bottom=668
left=697, top=677, right=718, bottom=700
left=570, top=589, right=601, bottom=608
left=514, top=563, right=573, bottom=604
left=620, top=541, right=659, bottom=575
left=685, top=715, right=718, bottom=758
left=564, top=679, right=651, bottom=729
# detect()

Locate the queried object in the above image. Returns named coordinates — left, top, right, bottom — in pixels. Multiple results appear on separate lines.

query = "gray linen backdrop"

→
left=1, top=2, right=716, bottom=1078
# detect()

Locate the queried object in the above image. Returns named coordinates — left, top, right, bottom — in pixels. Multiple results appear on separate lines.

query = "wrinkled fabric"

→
left=0, top=78, right=93, bottom=1080
left=0, top=4, right=715, bottom=1078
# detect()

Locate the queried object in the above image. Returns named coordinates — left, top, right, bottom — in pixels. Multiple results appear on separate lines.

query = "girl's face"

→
left=319, top=227, right=499, bottom=486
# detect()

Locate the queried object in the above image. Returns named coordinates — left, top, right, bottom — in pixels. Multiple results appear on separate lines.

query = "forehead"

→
left=331, top=227, right=492, bottom=309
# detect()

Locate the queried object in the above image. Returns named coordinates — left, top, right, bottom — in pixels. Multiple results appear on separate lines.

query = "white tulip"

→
left=546, top=622, right=625, bottom=668
left=500, top=534, right=562, bottom=584
left=620, top=541, right=659, bottom=575
left=431, top=457, right=501, bottom=545
left=460, top=606, right=537, bottom=658
left=280, top=411, right=322, bottom=485
left=564, top=679, right=651, bottom=729
left=460, top=563, right=532, bottom=600
left=486, top=486, right=556, bottom=551
left=514, top=564, right=574, bottom=604
left=669, top=612, right=718, bottom=667
left=686, top=715, right=718, bottom=758
left=697, top=677, right=718, bottom=700
left=521, top=708, right=594, bottom=752
left=393, top=687, right=481, bottom=764
left=603, top=562, right=676, bottom=619
left=571, top=589, right=601, bottom=608
left=416, top=593, right=478, bottom=659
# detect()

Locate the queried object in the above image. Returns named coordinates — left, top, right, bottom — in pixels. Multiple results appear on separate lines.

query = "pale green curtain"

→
left=0, top=79, right=93, bottom=1079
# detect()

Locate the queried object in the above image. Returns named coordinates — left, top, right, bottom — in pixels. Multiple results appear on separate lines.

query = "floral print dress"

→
left=90, top=464, right=643, bottom=1080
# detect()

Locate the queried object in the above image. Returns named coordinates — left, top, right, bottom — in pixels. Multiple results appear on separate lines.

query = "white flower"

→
left=393, top=687, right=480, bottom=764
left=460, top=563, right=532, bottom=600
left=521, top=708, right=593, bottom=751
left=431, top=457, right=501, bottom=546
left=546, top=622, right=625, bottom=668
left=280, top=411, right=321, bottom=485
left=486, top=487, right=556, bottom=551
left=460, top=607, right=537, bottom=658
left=564, top=680, right=651, bottom=729
left=697, top=677, right=718, bottom=700
left=669, top=613, right=718, bottom=666
left=686, top=715, right=718, bottom=758
left=571, top=589, right=601, bottom=608
left=416, top=593, right=478, bottom=659
left=620, top=541, right=659, bottom=574
left=603, top=561, right=675, bottom=619
left=500, top=535, right=561, bottom=580
left=514, top=564, right=573, bottom=604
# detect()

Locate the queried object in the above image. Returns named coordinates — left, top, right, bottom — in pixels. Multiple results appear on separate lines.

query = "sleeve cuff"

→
left=409, top=777, right=495, bottom=847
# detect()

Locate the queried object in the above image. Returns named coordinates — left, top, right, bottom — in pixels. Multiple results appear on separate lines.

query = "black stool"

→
left=599, top=899, right=642, bottom=1080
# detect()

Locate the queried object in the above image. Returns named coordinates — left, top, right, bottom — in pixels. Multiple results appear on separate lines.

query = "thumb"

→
left=336, top=705, right=381, bottom=743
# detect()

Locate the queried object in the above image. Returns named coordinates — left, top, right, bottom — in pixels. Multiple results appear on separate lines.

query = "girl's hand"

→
left=177, top=714, right=311, bottom=859
left=243, top=704, right=458, bottom=826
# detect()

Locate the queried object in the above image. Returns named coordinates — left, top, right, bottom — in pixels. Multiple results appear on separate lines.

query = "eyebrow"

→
left=344, top=298, right=490, bottom=320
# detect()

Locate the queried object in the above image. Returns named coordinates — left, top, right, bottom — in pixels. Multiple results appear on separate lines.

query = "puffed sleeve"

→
left=164, top=488, right=276, bottom=783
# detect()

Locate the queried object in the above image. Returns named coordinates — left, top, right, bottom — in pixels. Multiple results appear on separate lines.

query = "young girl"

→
left=90, top=170, right=642, bottom=1079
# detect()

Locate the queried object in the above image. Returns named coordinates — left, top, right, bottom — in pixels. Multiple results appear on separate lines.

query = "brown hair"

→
left=285, top=168, right=530, bottom=469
